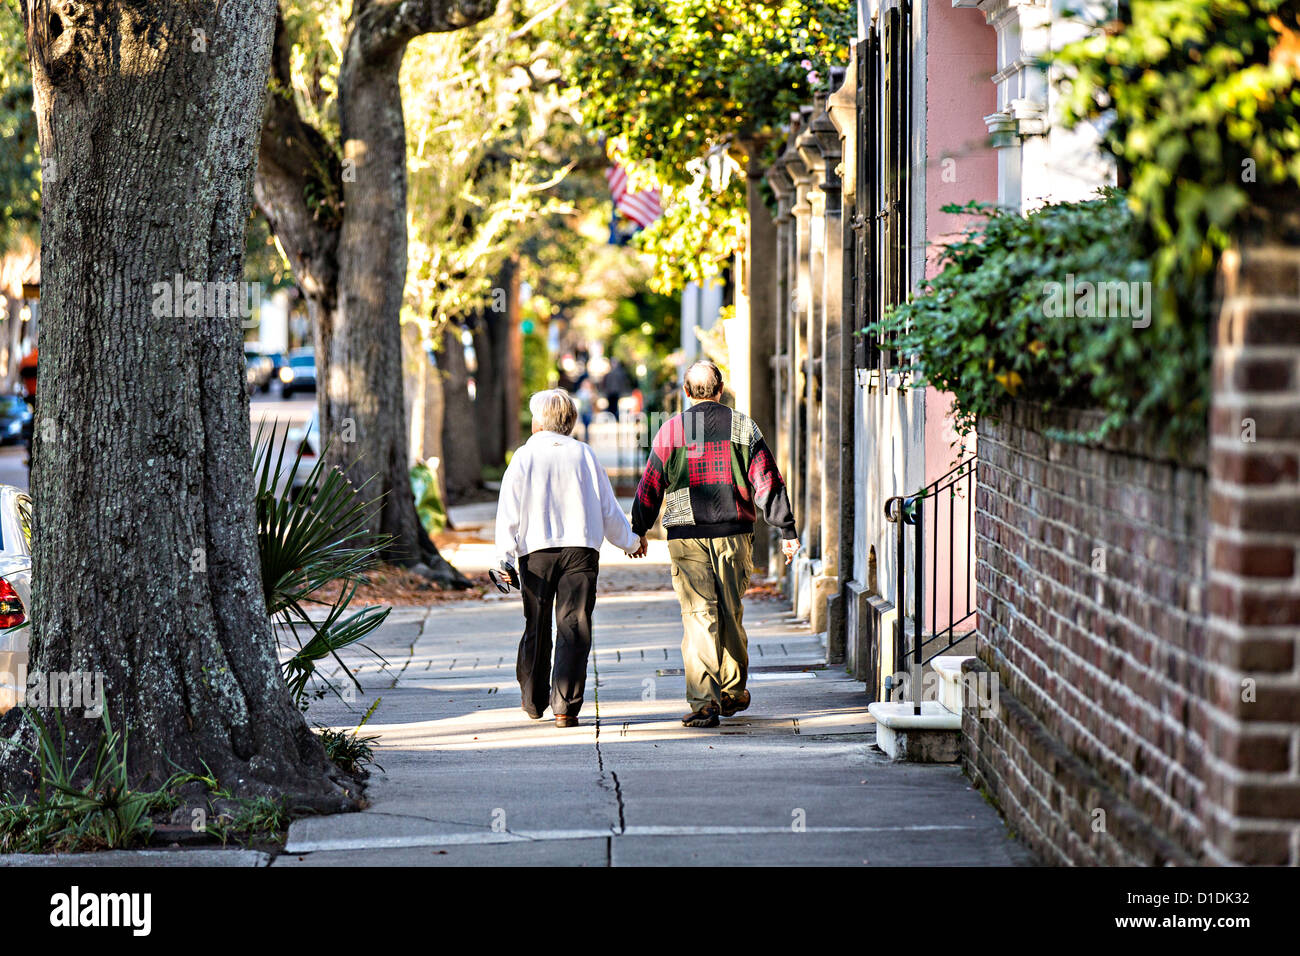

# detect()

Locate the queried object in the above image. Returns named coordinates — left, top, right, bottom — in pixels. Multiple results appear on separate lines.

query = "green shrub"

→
left=1056, top=1, right=1300, bottom=301
left=867, top=192, right=1208, bottom=446
left=0, top=710, right=173, bottom=853
left=316, top=700, right=383, bottom=777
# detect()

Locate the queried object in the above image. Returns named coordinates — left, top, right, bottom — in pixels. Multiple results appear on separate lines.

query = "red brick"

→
left=1212, top=539, right=1296, bottom=578
left=1238, top=591, right=1300, bottom=627
left=1237, top=309, right=1300, bottom=345
left=1234, top=782, right=1300, bottom=820
left=1210, top=494, right=1300, bottom=535
left=1215, top=728, right=1292, bottom=772
left=1231, top=356, right=1296, bottom=391
left=1211, top=450, right=1300, bottom=485
left=1213, top=632, right=1296, bottom=672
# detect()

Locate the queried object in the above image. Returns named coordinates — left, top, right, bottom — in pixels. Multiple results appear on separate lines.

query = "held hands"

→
left=782, top=538, right=801, bottom=566
left=626, top=535, right=649, bottom=559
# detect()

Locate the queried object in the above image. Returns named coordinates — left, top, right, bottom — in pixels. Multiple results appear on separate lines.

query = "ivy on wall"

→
left=869, top=193, right=1208, bottom=447
left=866, top=3, right=1300, bottom=447
left=1057, top=0, right=1300, bottom=307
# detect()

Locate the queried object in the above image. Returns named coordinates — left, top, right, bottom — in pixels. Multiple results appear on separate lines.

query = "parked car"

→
left=279, top=349, right=317, bottom=399
left=0, top=395, right=32, bottom=446
left=286, top=410, right=321, bottom=500
left=265, top=350, right=289, bottom=382
left=0, top=485, right=32, bottom=713
left=245, top=347, right=274, bottom=394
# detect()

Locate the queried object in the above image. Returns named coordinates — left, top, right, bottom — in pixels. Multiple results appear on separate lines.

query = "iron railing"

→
left=883, top=455, right=978, bottom=713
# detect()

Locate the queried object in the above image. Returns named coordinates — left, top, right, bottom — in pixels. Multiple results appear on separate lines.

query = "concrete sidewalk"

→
left=275, top=540, right=1032, bottom=867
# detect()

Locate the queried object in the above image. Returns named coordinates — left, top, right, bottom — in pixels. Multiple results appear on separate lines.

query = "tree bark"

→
left=3, top=0, right=352, bottom=809
left=473, top=311, right=504, bottom=470
left=472, top=258, right=521, bottom=469
left=439, top=323, right=482, bottom=501
left=252, top=2, right=490, bottom=587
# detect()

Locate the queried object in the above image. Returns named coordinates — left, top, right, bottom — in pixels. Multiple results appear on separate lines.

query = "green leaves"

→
left=0, top=0, right=40, bottom=253
left=253, top=421, right=391, bottom=709
left=1056, top=1, right=1300, bottom=302
left=566, top=0, right=854, bottom=286
left=568, top=0, right=852, bottom=182
left=867, top=192, right=1209, bottom=447
left=1, top=709, right=167, bottom=853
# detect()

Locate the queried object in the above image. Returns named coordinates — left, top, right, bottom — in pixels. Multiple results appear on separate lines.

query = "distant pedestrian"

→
left=603, top=359, right=632, bottom=420
left=632, top=361, right=800, bottom=728
left=495, top=389, right=647, bottom=728
left=576, top=379, right=597, bottom=441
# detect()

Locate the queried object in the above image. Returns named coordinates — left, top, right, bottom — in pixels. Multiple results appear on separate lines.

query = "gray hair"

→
left=529, top=389, right=578, bottom=435
left=684, top=360, right=723, bottom=400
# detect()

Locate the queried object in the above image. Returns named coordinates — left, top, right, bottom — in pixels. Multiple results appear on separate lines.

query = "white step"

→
left=867, top=700, right=962, bottom=762
left=931, top=655, right=975, bottom=714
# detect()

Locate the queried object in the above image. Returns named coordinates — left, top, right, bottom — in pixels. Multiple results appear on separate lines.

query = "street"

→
left=0, top=391, right=316, bottom=497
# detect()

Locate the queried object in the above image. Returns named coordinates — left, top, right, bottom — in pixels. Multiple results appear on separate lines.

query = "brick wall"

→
left=966, top=242, right=1300, bottom=866
left=1202, top=243, right=1300, bottom=865
left=967, top=403, right=1210, bottom=865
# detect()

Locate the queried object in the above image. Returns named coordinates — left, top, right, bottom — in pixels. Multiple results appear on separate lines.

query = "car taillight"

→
left=0, top=579, right=24, bottom=629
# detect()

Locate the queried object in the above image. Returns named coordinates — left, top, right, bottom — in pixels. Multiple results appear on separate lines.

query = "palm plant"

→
left=253, top=421, right=391, bottom=708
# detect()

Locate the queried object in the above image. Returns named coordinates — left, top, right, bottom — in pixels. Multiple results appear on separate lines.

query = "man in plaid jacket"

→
left=632, top=361, right=800, bottom=727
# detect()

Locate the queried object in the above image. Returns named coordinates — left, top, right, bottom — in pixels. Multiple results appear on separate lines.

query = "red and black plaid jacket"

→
left=631, top=401, right=798, bottom=541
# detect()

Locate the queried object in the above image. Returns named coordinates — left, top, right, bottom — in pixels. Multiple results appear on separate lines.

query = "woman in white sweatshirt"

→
left=494, top=389, right=647, bottom=727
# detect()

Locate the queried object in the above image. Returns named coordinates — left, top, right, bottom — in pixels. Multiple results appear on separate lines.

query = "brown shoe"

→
left=681, top=703, right=720, bottom=728
left=720, top=689, right=751, bottom=717
left=555, top=715, right=580, bottom=728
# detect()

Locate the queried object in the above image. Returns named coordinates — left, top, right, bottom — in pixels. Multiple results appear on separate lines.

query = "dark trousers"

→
left=517, top=547, right=600, bottom=718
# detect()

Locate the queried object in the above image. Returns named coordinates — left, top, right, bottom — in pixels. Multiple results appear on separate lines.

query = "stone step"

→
left=867, top=700, right=962, bottom=762
left=930, top=654, right=975, bottom=714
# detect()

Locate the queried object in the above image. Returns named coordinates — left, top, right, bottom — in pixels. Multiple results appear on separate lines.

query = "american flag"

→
left=605, top=165, right=662, bottom=229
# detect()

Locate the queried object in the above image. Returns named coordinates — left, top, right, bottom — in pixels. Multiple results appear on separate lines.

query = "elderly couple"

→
left=494, top=360, right=800, bottom=729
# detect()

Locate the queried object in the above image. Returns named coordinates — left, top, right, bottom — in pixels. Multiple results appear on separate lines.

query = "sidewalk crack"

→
left=591, top=643, right=627, bottom=836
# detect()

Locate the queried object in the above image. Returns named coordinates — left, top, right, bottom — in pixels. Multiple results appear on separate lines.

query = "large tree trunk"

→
left=404, top=319, right=444, bottom=468
left=3, top=0, right=351, bottom=808
left=473, top=258, right=521, bottom=469
left=331, top=42, right=428, bottom=559
left=439, top=324, right=483, bottom=500
left=253, top=3, right=490, bottom=588
left=473, top=311, right=505, bottom=470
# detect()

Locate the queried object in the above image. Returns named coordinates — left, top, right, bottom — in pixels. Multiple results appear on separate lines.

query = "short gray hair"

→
left=684, top=360, right=723, bottom=400
left=529, top=389, right=578, bottom=435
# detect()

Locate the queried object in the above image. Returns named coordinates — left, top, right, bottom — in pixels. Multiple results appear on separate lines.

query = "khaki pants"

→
left=668, top=534, right=753, bottom=710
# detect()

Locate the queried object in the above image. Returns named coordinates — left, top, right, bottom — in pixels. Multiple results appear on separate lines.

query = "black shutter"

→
left=853, top=3, right=911, bottom=380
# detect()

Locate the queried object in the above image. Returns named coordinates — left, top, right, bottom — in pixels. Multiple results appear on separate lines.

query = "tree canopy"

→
left=566, top=0, right=854, bottom=291
left=0, top=0, right=39, bottom=255
left=1058, top=0, right=1300, bottom=296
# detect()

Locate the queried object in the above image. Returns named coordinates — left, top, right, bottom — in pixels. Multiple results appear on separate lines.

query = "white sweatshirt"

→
left=494, top=431, right=640, bottom=565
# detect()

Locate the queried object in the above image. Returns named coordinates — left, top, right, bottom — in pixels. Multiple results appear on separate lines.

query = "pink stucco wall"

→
left=922, top=2, right=996, bottom=634
left=922, top=0, right=996, bottom=486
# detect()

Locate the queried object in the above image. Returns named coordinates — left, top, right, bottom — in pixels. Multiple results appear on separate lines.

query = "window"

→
left=855, top=1, right=911, bottom=379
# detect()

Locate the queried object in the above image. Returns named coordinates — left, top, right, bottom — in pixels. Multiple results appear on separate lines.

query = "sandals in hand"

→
left=489, top=561, right=520, bottom=593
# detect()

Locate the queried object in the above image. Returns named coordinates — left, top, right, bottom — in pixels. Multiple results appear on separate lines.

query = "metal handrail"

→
left=883, top=455, right=978, bottom=714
